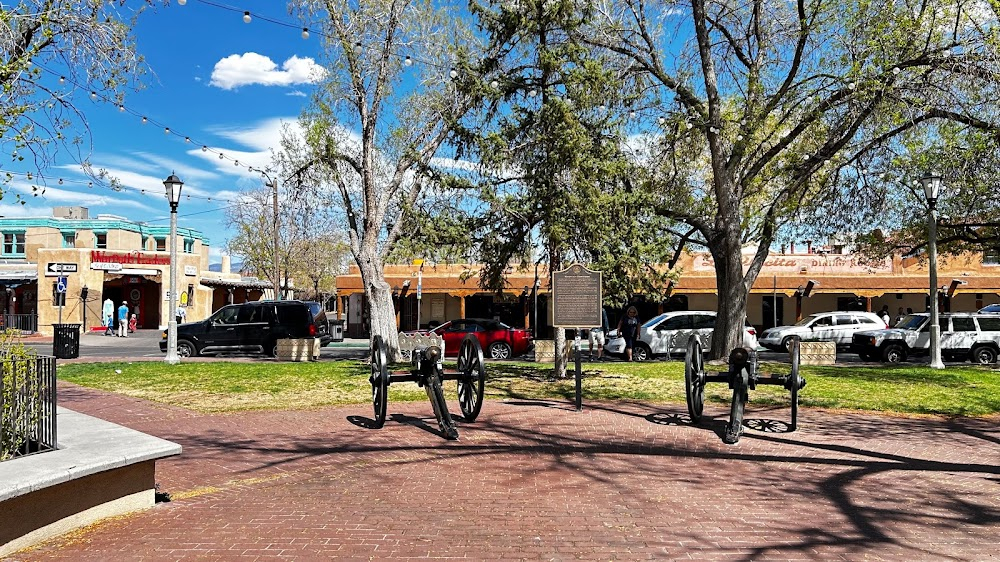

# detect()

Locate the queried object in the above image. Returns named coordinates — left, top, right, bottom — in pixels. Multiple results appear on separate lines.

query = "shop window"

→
left=52, top=283, right=66, bottom=307
left=2, top=232, right=25, bottom=256
left=95, top=233, right=107, bottom=249
left=183, top=239, right=194, bottom=253
left=984, top=247, right=1000, bottom=266
left=186, top=284, right=194, bottom=308
left=62, top=233, right=75, bottom=248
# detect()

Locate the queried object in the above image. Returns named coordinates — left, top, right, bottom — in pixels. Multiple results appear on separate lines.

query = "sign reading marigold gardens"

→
left=90, top=250, right=170, bottom=266
left=692, top=253, right=893, bottom=274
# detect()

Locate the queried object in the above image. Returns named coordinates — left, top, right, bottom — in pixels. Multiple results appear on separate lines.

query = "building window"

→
left=155, top=238, right=166, bottom=252
left=183, top=239, right=194, bottom=253
left=95, top=233, right=107, bottom=249
left=52, top=283, right=66, bottom=307
left=62, top=233, right=76, bottom=248
left=985, top=248, right=1000, bottom=266
left=186, top=284, right=195, bottom=307
left=2, top=232, right=25, bottom=256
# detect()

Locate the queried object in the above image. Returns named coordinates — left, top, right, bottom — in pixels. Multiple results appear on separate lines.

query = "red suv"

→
left=421, top=318, right=533, bottom=360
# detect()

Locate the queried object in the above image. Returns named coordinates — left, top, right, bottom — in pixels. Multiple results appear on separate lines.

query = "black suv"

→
left=159, top=300, right=318, bottom=357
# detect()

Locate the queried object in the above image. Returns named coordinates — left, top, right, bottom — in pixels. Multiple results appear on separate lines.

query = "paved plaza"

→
left=8, top=382, right=1000, bottom=561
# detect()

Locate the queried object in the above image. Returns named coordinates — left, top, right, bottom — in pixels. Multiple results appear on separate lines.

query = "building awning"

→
left=0, top=268, right=37, bottom=282
left=200, top=277, right=273, bottom=290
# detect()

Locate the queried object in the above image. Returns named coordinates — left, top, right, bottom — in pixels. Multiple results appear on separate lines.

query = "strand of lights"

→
left=2, top=168, right=241, bottom=206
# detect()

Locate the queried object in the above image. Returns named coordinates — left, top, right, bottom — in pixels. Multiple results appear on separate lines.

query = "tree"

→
left=583, top=0, right=1000, bottom=357
left=281, top=0, right=480, bottom=360
left=1, top=1, right=153, bottom=198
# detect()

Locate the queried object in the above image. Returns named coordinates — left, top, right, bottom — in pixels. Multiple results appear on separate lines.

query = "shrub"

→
left=1, top=329, right=41, bottom=461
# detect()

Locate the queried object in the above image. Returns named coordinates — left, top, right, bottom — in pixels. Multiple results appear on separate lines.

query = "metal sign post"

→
left=56, top=276, right=67, bottom=325
left=551, top=264, right=602, bottom=412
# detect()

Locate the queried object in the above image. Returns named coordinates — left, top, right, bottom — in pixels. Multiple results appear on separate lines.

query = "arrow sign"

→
left=46, top=262, right=78, bottom=275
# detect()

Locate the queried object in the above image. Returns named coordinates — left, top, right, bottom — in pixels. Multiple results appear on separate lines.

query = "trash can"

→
left=52, top=324, right=81, bottom=359
left=331, top=319, right=345, bottom=342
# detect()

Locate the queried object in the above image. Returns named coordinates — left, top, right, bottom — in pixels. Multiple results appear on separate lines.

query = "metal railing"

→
left=2, top=314, right=38, bottom=334
left=0, top=355, right=57, bottom=461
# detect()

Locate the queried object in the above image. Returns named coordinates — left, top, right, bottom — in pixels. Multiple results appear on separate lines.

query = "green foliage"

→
left=0, top=329, right=40, bottom=461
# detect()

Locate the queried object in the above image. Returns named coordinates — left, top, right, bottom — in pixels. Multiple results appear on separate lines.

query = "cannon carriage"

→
left=369, top=332, right=487, bottom=440
left=684, top=335, right=806, bottom=444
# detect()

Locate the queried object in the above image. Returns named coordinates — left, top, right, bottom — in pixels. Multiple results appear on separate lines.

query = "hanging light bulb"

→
left=58, top=178, right=63, bottom=185
left=141, top=116, right=147, bottom=124
left=490, top=80, right=499, bottom=89
left=218, top=153, right=224, bottom=159
left=629, top=110, right=636, bottom=119
left=234, top=160, right=239, bottom=166
left=599, top=104, right=606, bottom=112
left=184, top=137, right=190, bottom=143
left=736, top=134, right=744, bottom=141
left=90, top=91, right=97, bottom=101
left=164, top=127, right=170, bottom=135
left=449, top=68, right=458, bottom=79
left=892, top=66, right=901, bottom=75
left=685, top=122, right=693, bottom=129
left=26, top=172, right=32, bottom=180
left=658, top=116, right=666, bottom=125
left=404, top=56, right=412, bottom=66
left=848, top=82, right=856, bottom=90
left=243, top=11, right=251, bottom=23
left=88, top=182, right=93, bottom=188
left=354, top=42, right=362, bottom=54
left=201, top=145, right=207, bottom=152
left=301, top=28, right=309, bottom=40
left=528, top=89, right=537, bottom=97
left=118, top=104, right=125, bottom=112
left=59, top=76, right=65, bottom=84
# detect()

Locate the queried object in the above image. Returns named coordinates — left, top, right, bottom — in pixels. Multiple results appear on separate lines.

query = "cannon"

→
left=369, top=333, right=486, bottom=440
left=684, top=335, right=806, bottom=444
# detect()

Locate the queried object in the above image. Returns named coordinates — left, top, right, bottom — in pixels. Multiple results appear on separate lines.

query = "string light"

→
left=242, top=11, right=251, bottom=23
left=490, top=80, right=499, bottom=89
left=657, top=116, right=666, bottom=125
left=892, top=67, right=901, bottom=75
left=528, top=89, right=537, bottom=97
left=118, top=104, right=125, bottom=112
left=354, top=42, right=362, bottom=54
left=90, top=91, right=97, bottom=101
left=449, top=68, right=458, bottom=79
left=164, top=127, right=170, bottom=135
left=59, top=76, right=65, bottom=84
left=404, top=56, right=412, bottom=66
left=301, top=27, right=309, bottom=39
left=141, top=116, right=148, bottom=124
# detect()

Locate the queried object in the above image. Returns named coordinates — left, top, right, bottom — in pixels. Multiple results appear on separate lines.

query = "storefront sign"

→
left=91, top=262, right=122, bottom=271
left=184, top=265, right=197, bottom=276
left=692, top=253, right=893, bottom=274
left=91, top=250, right=170, bottom=266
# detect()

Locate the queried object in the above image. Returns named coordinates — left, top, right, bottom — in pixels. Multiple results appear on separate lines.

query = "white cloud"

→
left=286, top=90, right=308, bottom=97
left=209, top=53, right=325, bottom=90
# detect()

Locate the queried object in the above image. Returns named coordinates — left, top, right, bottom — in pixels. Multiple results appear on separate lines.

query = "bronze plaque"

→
left=552, top=264, right=602, bottom=328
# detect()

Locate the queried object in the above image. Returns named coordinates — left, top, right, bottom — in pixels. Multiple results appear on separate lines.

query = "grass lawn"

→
left=56, top=358, right=1000, bottom=417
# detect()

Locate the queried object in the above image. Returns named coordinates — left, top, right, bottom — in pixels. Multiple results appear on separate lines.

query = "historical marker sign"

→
left=551, top=264, right=602, bottom=328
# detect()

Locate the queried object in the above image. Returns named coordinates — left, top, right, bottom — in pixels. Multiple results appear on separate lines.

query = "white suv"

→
left=851, top=313, right=1000, bottom=364
left=759, top=311, right=886, bottom=351
left=605, top=311, right=758, bottom=361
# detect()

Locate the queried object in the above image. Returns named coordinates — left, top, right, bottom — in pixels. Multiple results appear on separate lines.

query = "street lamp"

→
left=163, top=173, right=184, bottom=365
left=920, top=172, right=945, bottom=369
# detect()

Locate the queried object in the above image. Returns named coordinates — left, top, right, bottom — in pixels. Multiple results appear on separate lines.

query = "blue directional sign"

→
left=56, top=277, right=68, bottom=294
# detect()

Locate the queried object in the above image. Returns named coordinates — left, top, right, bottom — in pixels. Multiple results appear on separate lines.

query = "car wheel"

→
left=633, top=343, right=651, bottom=362
left=781, top=336, right=798, bottom=351
left=881, top=344, right=906, bottom=363
left=177, top=340, right=197, bottom=358
left=489, top=342, right=512, bottom=360
left=970, top=345, right=998, bottom=365
left=265, top=338, right=278, bottom=357
left=858, top=352, right=872, bottom=361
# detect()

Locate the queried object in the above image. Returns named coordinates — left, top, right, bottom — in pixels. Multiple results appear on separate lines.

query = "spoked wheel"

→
left=684, top=336, right=706, bottom=423
left=457, top=334, right=486, bottom=421
left=370, top=335, right=388, bottom=428
left=724, top=367, right=748, bottom=445
left=788, top=338, right=803, bottom=431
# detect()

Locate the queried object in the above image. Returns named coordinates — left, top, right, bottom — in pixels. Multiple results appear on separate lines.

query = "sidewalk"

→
left=9, top=383, right=1000, bottom=561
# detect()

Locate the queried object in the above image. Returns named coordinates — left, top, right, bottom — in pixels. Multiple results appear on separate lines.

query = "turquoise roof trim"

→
left=0, top=217, right=210, bottom=246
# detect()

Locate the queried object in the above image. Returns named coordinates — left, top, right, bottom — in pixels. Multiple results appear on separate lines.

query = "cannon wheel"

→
left=724, top=367, right=748, bottom=445
left=457, top=334, right=486, bottom=421
left=789, top=337, right=800, bottom=432
left=684, top=336, right=705, bottom=422
left=370, top=335, right=388, bottom=428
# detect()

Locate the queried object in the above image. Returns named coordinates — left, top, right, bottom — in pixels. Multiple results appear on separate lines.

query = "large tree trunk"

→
left=358, top=252, right=400, bottom=362
left=710, top=225, right=750, bottom=360
left=549, top=254, right=569, bottom=378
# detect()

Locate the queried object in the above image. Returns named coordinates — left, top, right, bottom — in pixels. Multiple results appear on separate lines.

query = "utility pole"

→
left=261, top=171, right=281, bottom=301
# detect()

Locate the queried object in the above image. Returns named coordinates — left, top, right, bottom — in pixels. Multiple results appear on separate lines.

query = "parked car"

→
left=759, top=311, right=886, bottom=351
left=605, top=311, right=758, bottom=361
left=850, top=312, right=1000, bottom=364
left=979, top=304, right=1000, bottom=313
left=159, top=300, right=318, bottom=357
left=413, top=318, right=533, bottom=360
left=302, top=300, right=333, bottom=346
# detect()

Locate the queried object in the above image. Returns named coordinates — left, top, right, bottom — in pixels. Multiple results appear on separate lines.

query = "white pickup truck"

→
left=850, top=312, right=1000, bottom=364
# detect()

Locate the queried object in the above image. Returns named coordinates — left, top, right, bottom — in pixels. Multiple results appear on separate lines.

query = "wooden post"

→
left=459, top=295, right=466, bottom=318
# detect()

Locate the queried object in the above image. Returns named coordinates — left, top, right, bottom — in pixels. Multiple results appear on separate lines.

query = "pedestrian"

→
left=893, top=306, right=905, bottom=326
left=103, top=298, right=114, bottom=336
left=617, top=306, right=641, bottom=361
left=117, top=301, right=129, bottom=337
left=878, top=305, right=891, bottom=326
left=175, top=305, right=186, bottom=324
left=132, top=302, right=140, bottom=329
left=589, top=307, right=609, bottom=360
left=128, top=313, right=138, bottom=333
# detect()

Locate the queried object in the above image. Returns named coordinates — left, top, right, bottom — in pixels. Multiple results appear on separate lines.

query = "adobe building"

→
left=0, top=207, right=248, bottom=336
left=335, top=244, right=1000, bottom=338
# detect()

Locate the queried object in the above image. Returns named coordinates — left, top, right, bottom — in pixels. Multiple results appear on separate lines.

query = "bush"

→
left=1, top=329, right=41, bottom=461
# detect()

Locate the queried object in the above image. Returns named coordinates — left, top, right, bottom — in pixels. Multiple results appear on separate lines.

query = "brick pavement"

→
left=6, top=382, right=1000, bottom=561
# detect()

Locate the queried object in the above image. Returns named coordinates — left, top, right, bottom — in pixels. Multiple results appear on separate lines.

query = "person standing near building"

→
left=589, top=307, right=610, bottom=361
left=175, top=305, right=186, bottom=324
left=117, top=301, right=129, bottom=337
left=878, top=305, right=891, bottom=326
left=103, top=298, right=114, bottom=336
left=617, top=306, right=641, bottom=361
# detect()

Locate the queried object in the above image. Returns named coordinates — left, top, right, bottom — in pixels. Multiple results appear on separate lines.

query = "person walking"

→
left=117, top=301, right=129, bottom=337
left=102, top=298, right=114, bottom=336
left=175, top=305, right=186, bottom=324
left=589, top=307, right=610, bottom=361
left=617, top=306, right=641, bottom=361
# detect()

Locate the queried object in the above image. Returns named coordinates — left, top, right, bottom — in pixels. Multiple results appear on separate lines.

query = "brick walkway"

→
left=8, top=382, right=1000, bottom=561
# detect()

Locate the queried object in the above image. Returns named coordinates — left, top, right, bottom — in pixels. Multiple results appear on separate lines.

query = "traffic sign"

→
left=56, top=277, right=68, bottom=294
left=45, top=262, right=78, bottom=276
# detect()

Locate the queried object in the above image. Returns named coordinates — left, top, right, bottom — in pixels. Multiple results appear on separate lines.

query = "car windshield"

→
left=793, top=315, right=819, bottom=327
left=642, top=314, right=668, bottom=328
left=895, top=314, right=926, bottom=330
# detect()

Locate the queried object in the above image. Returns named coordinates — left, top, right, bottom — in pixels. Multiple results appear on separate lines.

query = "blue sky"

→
left=4, top=0, right=328, bottom=262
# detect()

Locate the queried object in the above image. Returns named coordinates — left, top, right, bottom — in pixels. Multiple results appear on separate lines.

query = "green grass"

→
left=57, top=359, right=1000, bottom=417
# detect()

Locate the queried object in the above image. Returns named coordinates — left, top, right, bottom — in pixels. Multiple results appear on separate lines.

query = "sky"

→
left=3, top=0, right=330, bottom=262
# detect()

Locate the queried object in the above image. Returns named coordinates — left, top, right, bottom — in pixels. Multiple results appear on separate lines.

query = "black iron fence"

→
left=2, top=314, right=38, bottom=334
left=0, top=355, right=57, bottom=461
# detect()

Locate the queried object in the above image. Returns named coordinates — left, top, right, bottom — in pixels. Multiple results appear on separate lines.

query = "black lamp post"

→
left=920, top=172, right=944, bottom=369
left=163, top=173, right=184, bottom=364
